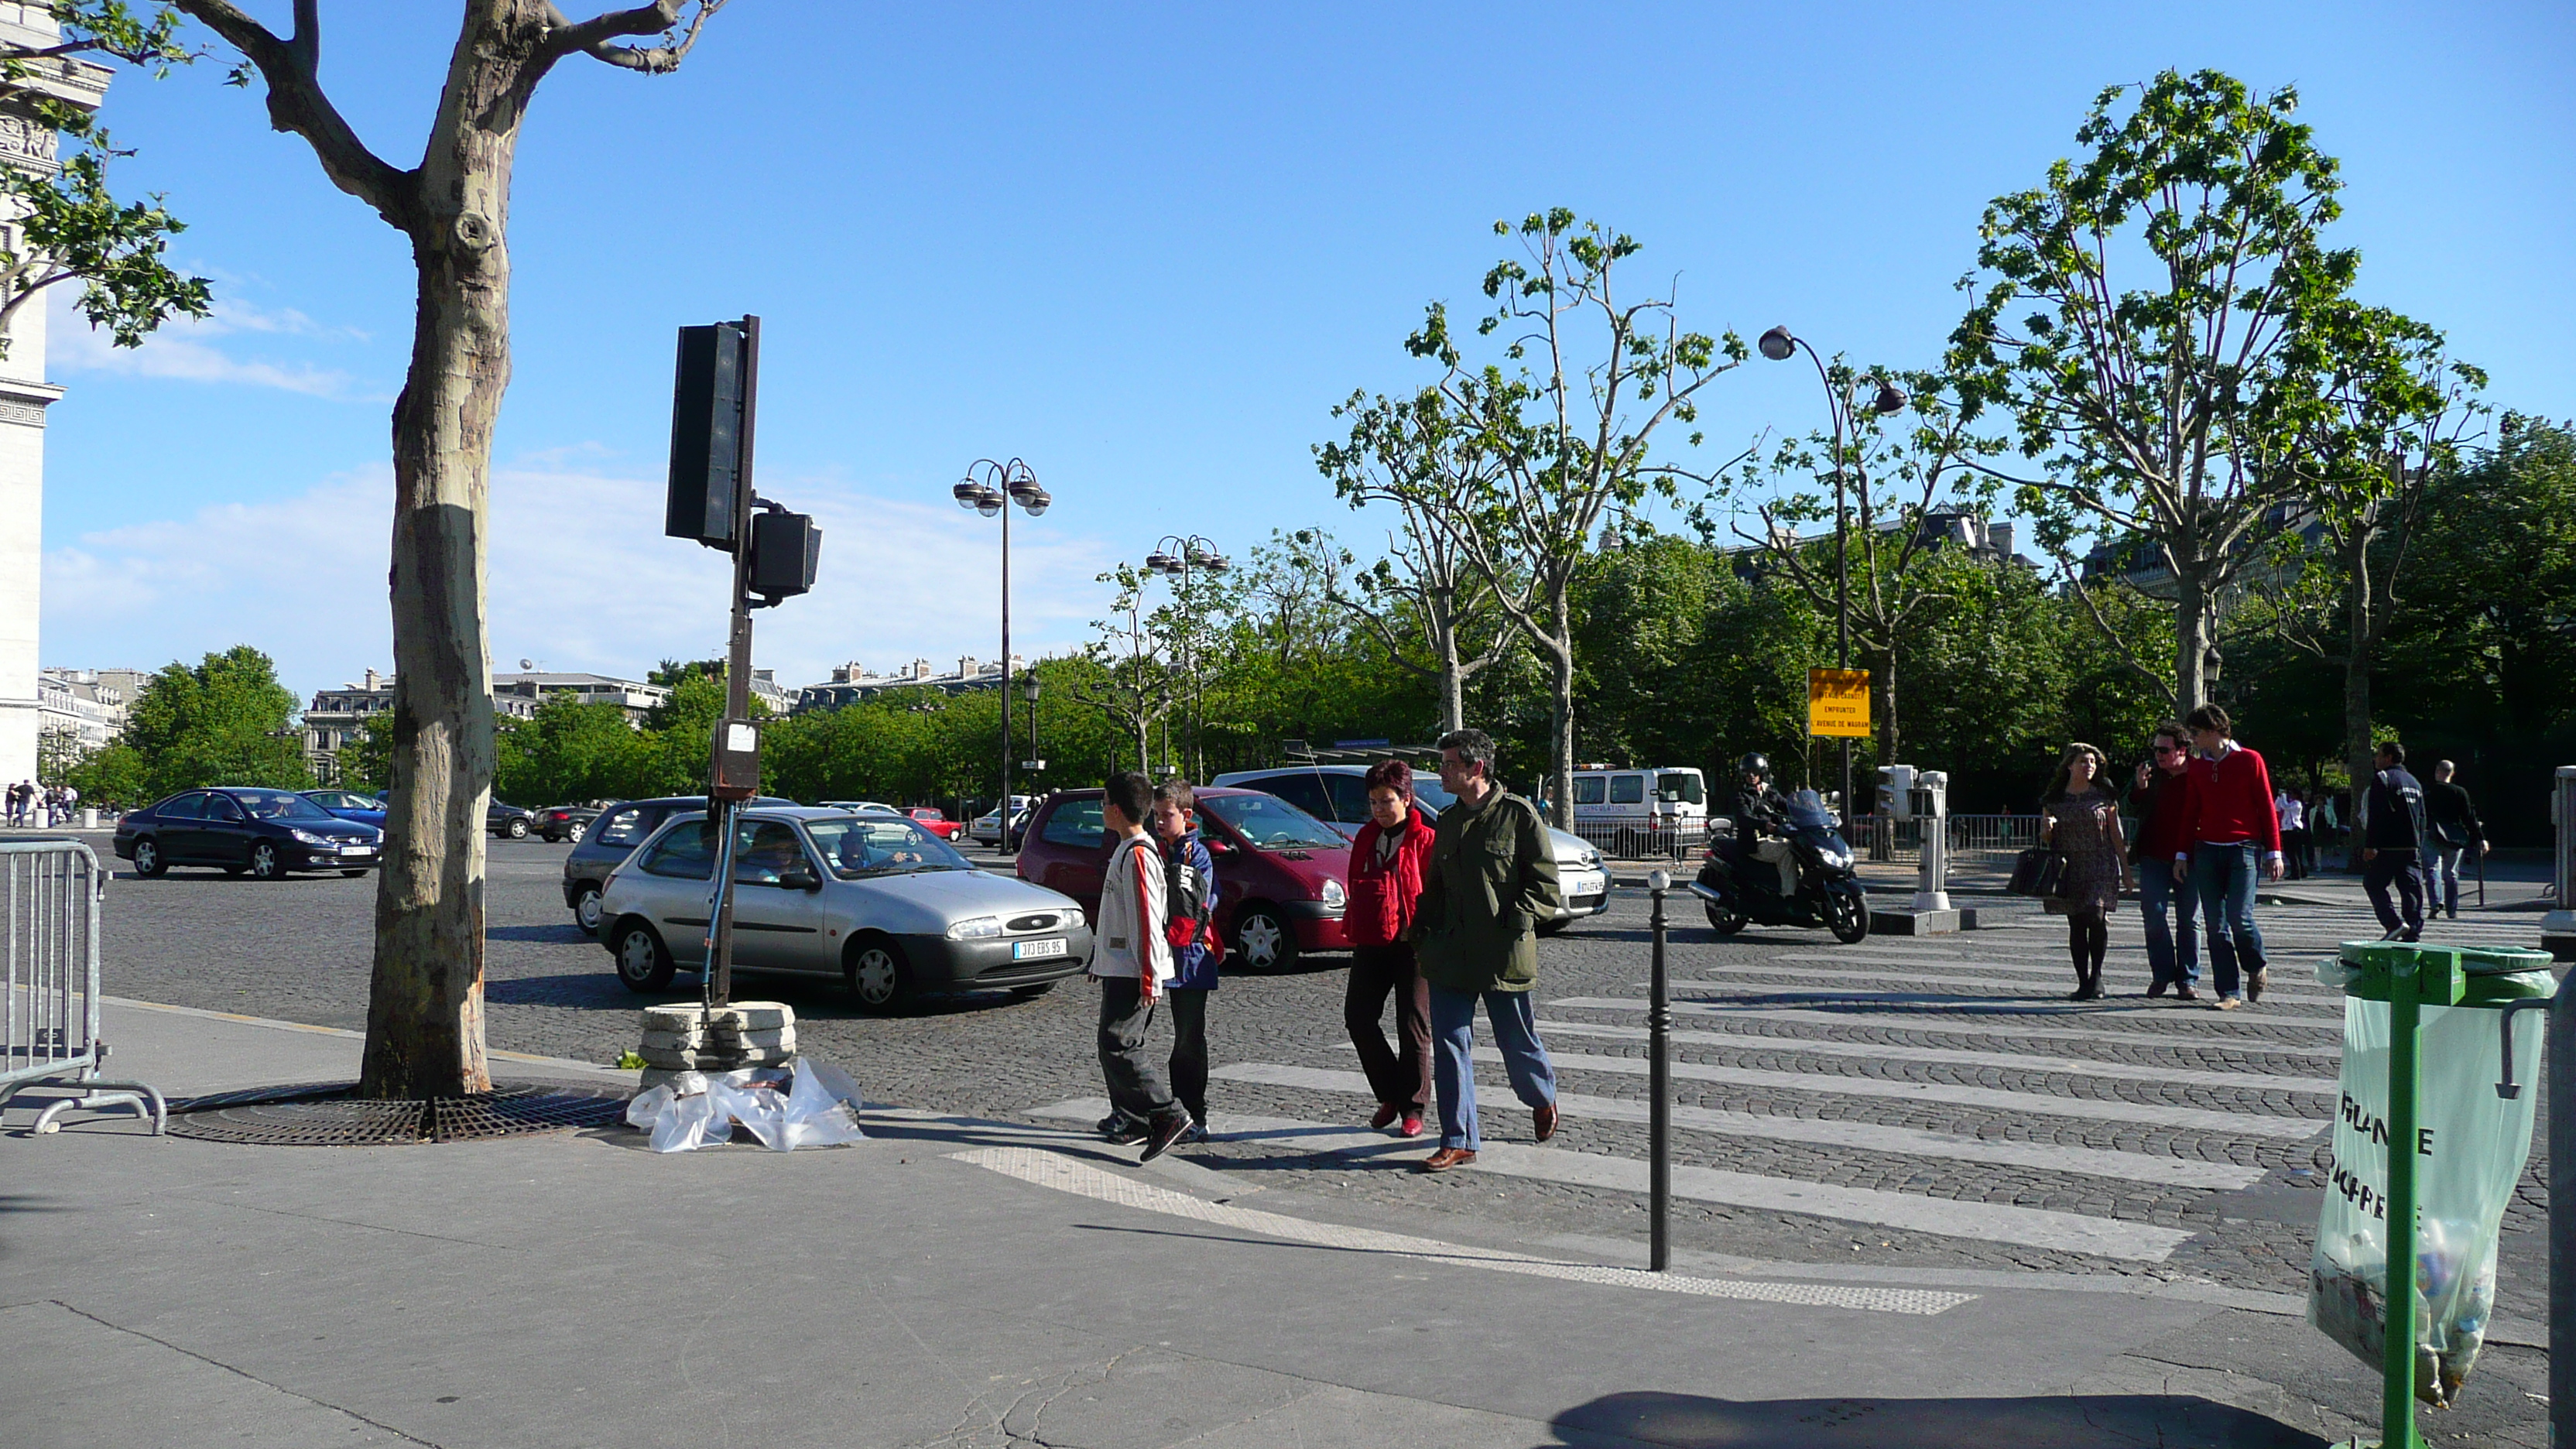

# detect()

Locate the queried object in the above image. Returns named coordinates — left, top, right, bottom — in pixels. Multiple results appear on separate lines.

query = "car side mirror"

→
left=1207, top=839, right=1236, bottom=857
left=780, top=867, right=822, bottom=892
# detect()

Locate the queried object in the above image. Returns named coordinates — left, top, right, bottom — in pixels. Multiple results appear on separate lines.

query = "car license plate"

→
left=1012, top=937, right=1067, bottom=961
left=341, top=844, right=373, bottom=855
left=1564, top=872, right=1601, bottom=895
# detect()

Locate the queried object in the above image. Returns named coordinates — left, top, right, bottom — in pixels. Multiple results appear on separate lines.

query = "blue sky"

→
left=35, top=2, right=2574, bottom=703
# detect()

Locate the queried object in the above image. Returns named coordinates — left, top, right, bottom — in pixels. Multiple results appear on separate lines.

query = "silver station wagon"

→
left=598, top=807, right=1094, bottom=1011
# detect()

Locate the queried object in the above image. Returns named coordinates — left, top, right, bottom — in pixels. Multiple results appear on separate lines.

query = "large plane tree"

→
left=169, top=1, right=733, bottom=1098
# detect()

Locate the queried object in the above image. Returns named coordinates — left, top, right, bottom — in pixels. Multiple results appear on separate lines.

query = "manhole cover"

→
left=167, top=1081, right=630, bottom=1146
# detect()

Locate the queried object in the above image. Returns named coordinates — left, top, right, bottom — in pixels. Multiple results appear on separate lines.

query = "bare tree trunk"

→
left=2340, top=542, right=2376, bottom=845
left=1877, top=649, right=1900, bottom=766
left=2173, top=570, right=2210, bottom=715
left=1545, top=592, right=1574, bottom=827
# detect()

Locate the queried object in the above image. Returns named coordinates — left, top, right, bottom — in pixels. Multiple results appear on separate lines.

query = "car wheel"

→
left=1008, top=981, right=1057, bottom=1000
left=248, top=842, right=283, bottom=881
left=573, top=885, right=605, bottom=937
left=1230, top=905, right=1298, bottom=973
left=567, top=821, right=585, bottom=844
left=614, top=921, right=675, bottom=992
left=1704, top=899, right=1747, bottom=937
left=131, top=837, right=164, bottom=877
left=505, top=817, right=530, bottom=840
left=844, top=937, right=913, bottom=1013
left=1825, top=886, right=1871, bottom=944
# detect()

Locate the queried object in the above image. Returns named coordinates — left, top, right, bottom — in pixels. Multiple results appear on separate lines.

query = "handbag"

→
left=2009, top=845, right=2071, bottom=899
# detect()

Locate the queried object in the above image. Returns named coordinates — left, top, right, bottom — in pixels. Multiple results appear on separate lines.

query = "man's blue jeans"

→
left=2434, top=844, right=2468, bottom=917
left=2139, top=857, right=2200, bottom=987
left=1429, top=984, right=1557, bottom=1152
left=2191, top=842, right=2266, bottom=999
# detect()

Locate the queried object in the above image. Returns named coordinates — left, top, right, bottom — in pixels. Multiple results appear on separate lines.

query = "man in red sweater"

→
left=2171, top=704, right=2283, bottom=1010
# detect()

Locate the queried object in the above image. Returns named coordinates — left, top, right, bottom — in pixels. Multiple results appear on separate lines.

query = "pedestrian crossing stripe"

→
left=1472, top=1045, right=2323, bottom=1139
left=1728, top=959, right=2345, bottom=1007
left=1545, top=998, right=2341, bottom=1061
left=1668, top=984, right=2345, bottom=1027
left=1529, top=1016, right=2341, bottom=1094
left=1208, top=1062, right=2265, bottom=1191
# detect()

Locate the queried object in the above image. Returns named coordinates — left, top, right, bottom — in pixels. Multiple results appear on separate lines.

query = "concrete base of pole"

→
left=635, top=1002, right=797, bottom=1077
left=1870, top=907, right=1975, bottom=935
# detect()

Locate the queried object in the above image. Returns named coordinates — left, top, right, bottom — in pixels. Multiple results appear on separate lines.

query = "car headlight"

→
left=946, top=915, right=1003, bottom=941
left=289, top=829, right=334, bottom=846
left=1319, top=879, right=1346, bottom=909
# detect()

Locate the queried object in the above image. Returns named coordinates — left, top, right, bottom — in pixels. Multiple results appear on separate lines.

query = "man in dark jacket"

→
left=2362, top=742, right=2430, bottom=942
left=2424, top=760, right=2487, bottom=921
left=1411, top=728, right=1563, bottom=1173
left=2127, top=721, right=2200, bottom=1000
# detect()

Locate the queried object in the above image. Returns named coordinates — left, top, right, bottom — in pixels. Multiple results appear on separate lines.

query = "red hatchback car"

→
left=903, top=807, right=965, bottom=841
left=1015, top=786, right=1351, bottom=971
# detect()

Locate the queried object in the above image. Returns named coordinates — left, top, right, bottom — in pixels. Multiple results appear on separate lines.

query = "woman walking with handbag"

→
left=2040, top=742, right=2131, bottom=1001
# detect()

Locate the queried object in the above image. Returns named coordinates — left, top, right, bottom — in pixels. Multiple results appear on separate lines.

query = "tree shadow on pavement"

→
left=1548, top=1389, right=2328, bottom=1449
left=488, top=923, right=591, bottom=944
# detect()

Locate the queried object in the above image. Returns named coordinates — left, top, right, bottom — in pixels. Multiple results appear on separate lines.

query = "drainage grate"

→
left=166, top=1081, right=630, bottom=1146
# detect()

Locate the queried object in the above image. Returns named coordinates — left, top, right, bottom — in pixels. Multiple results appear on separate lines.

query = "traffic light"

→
left=666, top=321, right=752, bottom=550
left=748, top=508, right=820, bottom=607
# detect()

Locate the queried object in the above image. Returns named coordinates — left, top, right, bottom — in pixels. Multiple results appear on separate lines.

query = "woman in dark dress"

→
left=2040, top=742, right=2131, bottom=1000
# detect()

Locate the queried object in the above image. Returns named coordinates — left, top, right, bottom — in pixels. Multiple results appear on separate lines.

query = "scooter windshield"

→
left=1784, top=790, right=1838, bottom=833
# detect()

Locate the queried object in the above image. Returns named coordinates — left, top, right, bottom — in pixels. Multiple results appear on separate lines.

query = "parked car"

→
left=820, top=800, right=901, bottom=814
left=488, top=800, right=540, bottom=839
left=901, top=807, right=965, bottom=841
left=536, top=804, right=601, bottom=843
left=561, top=794, right=792, bottom=936
left=114, top=787, right=385, bottom=880
left=597, top=807, right=1091, bottom=1011
left=1014, top=786, right=1350, bottom=971
left=1209, top=764, right=1612, bottom=933
left=970, top=796, right=1037, bottom=847
left=302, top=790, right=387, bottom=830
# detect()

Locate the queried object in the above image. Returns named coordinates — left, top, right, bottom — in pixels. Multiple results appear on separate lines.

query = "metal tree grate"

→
left=166, top=1080, right=629, bottom=1146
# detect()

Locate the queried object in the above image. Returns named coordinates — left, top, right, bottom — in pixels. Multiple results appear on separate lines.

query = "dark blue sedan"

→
left=303, top=789, right=388, bottom=830
left=112, top=787, right=385, bottom=880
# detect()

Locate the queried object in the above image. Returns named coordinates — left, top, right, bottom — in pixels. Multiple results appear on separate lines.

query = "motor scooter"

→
left=1689, top=788, right=1871, bottom=944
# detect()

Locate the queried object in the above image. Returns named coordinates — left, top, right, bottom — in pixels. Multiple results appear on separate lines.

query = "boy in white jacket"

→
left=1091, top=770, right=1192, bottom=1160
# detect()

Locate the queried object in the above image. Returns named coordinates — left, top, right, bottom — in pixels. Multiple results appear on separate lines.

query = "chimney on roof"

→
left=912, top=658, right=932, bottom=680
left=364, top=669, right=383, bottom=690
left=959, top=656, right=978, bottom=681
left=1989, top=522, right=2016, bottom=559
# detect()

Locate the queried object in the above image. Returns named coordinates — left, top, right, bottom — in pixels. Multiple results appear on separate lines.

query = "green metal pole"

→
left=2382, top=963, right=2424, bottom=1449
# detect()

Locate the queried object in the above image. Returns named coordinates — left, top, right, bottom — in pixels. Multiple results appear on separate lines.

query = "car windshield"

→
left=232, top=790, right=336, bottom=822
left=807, top=816, right=971, bottom=878
left=1201, top=793, right=1345, bottom=850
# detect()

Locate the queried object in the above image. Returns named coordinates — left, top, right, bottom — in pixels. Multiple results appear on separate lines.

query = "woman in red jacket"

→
left=1345, top=758, right=1437, bottom=1137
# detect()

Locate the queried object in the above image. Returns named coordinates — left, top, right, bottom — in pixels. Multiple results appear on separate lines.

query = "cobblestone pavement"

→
left=87, top=834, right=2559, bottom=1441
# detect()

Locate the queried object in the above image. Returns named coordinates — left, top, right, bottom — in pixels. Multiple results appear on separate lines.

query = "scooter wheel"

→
left=1704, top=900, right=1747, bottom=937
left=1825, top=887, right=1871, bottom=944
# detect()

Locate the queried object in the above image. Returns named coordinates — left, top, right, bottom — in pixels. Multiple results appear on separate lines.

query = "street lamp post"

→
left=953, top=458, right=1050, bottom=851
left=1143, top=534, right=1228, bottom=781
left=1759, top=326, right=1903, bottom=838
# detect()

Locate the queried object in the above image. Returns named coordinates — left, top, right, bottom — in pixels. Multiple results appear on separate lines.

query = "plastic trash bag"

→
left=2310, top=995, right=2542, bottom=1406
left=624, top=1059, right=867, bottom=1153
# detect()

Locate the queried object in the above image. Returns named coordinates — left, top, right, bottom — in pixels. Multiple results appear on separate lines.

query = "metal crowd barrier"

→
left=0, top=838, right=163, bottom=1134
left=1568, top=820, right=1712, bottom=861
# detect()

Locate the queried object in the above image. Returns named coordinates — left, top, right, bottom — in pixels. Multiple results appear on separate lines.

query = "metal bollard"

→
left=1647, top=868, right=1671, bottom=1272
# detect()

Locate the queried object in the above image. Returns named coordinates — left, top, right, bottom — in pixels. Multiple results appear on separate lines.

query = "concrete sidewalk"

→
left=0, top=1001, right=2427, bottom=1447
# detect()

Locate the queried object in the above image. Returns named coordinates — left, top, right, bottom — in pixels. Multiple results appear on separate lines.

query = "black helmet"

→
left=1738, top=752, right=1772, bottom=782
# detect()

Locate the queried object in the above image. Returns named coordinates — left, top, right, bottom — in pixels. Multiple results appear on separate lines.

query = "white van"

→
left=1571, top=766, right=1708, bottom=849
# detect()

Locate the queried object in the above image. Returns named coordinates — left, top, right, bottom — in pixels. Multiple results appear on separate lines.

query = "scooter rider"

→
left=1725, top=753, right=1789, bottom=868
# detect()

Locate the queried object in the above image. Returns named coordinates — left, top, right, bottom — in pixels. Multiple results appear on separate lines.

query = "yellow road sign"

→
left=1808, top=667, right=1871, bottom=738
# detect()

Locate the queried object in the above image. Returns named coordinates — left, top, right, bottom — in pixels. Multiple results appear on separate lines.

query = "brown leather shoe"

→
left=1368, top=1102, right=1400, bottom=1131
left=1416, top=1147, right=1478, bottom=1173
left=1533, top=1102, right=1560, bottom=1142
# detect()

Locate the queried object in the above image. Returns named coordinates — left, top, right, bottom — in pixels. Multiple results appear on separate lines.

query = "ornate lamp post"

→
left=1144, top=534, right=1228, bottom=779
left=1759, top=326, right=1904, bottom=835
left=952, top=458, right=1049, bottom=850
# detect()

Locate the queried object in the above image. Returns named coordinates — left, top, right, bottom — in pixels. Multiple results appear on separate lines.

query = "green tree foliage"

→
left=118, top=645, right=309, bottom=798
left=493, top=697, right=649, bottom=807
left=1951, top=69, right=2368, bottom=714
left=0, top=3, right=212, bottom=358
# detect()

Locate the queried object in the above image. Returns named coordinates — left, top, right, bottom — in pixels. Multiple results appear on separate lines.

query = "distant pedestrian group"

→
left=3, top=779, right=70, bottom=828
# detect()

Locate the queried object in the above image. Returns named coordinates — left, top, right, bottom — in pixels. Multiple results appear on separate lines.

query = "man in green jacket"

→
left=1411, top=728, right=1564, bottom=1173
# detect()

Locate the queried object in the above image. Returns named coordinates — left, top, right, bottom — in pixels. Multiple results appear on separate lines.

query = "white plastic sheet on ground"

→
left=624, top=1058, right=868, bottom=1153
left=2307, top=977, right=2546, bottom=1406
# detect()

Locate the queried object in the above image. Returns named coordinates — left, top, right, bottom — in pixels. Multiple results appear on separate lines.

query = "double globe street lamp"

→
left=1145, top=535, right=1228, bottom=780
left=953, top=458, right=1050, bottom=851
left=1759, top=325, right=1905, bottom=839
